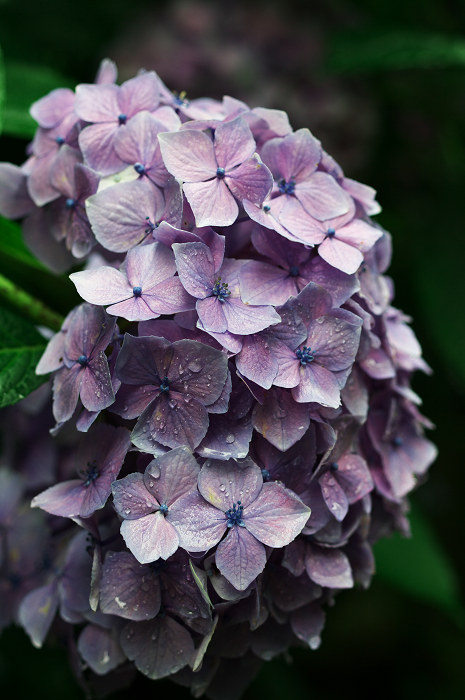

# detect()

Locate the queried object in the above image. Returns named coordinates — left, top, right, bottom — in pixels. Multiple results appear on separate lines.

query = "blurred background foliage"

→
left=0, top=0, right=464, bottom=698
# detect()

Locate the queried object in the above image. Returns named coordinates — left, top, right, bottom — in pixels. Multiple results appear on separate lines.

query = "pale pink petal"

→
left=183, top=179, right=238, bottom=228
left=158, top=130, right=217, bottom=181
left=295, top=172, right=352, bottom=221
left=214, top=117, right=256, bottom=170
left=70, top=267, right=132, bottom=305
left=318, top=237, right=364, bottom=274
left=244, top=482, right=310, bottom=547
left=121, top=512, right=179, bottom=563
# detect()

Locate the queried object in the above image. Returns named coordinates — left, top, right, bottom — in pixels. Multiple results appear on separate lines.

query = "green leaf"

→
left=3, top=61, right=74, bottom=139
left=189, top=559, right=213, bottom=609
left=0, top=43, right=5, bottom=135
left=327, top=31, right=465, bottom=73
left=0, top=216, right=47, bottom=271
left=0, top=304, right=48, bottom=408
left=374, top=503, right=464, bottom=625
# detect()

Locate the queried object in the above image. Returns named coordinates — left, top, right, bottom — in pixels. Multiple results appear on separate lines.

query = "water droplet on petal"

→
left=219, top=484, right=226, bottom=492
left=188, top=359, right=202, bottom=372
left=168, top=399, right=177, bottom=409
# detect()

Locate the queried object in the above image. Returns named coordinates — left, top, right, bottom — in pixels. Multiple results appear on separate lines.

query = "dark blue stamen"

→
left=392, top=436, right=404, bottom=448
left=330, top=462, right=339, bottom=472
left=159, top=503, right=169, bottom=515
left=278, top=178, right=296, bottom=195
left=225, top=501, right=245, bottom=528
left=77, top=354, right=88, bottom=367
left=145, top=216, right=157, bottom=234
left=216, top=167, right=225, bottom=178
left=289, top=265, right=299, bottom=277
left=159, top=376, right=170, bottom=393
left=133, top=286, right=142, bottom=297
left=296, top=345, right=315, bottom=365
left=65, top=198, right=76, bottom=209
left=55, top=136, right=65, bottom=145
left=134, top=162, right=146, bottom=175
left=261, top=468, right=271, bottom=481
left=326, top=227, right=336, bottom=238
left=263, top=204, right=271, bottom=212
left=211, top=278, right=230, bottom=303
left=118, top=113, right=127, bottom=125
left=83, top=461, right=99, bottom=487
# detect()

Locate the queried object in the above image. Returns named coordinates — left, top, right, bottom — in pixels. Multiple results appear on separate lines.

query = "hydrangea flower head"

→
left=0, top=59, right=436, bottom=698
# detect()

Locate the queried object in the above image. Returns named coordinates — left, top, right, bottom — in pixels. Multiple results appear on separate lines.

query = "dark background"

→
left=0, top=0, right=464, bottom=698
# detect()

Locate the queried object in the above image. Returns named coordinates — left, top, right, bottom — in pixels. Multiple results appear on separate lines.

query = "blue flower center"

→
left=326, top=227, right=336, bottom=238
left=216, top=167, right=226, bottom=179
left=172, top=91, right=188, bottom=107
left=212, top=278, right=230, bottom=303
left=289, top=265, right=299, bottom=277
left=225, top=501, right=245, bottom=528
left=145, top=216, right=157, bottom=234
left=133, top=286, right=142, bottom=297
left=55, top=136, right=65, bottom=145
left=159, top=503, right=169, bottom=515
left=118, top=113, right=127, bottom=125
left=65, top=197, right=76, bottom=209
left=278, top=178, right=296, bottom=195
left=261, top=468, right=271, bottom=481
left=296, top=345, right=315, bottom=365
left=77, top=354, right=88, bottom=367
left=392, top=436, right=403, bottom=448
left=134, top=162, right=146, bottom=175
left=159, top=376, right=170, bottom=393
left=83, top=460, right=99, bottom=487
left=263, top=204, right=271, bottom=212
left=330, top=462, right=339, bottom=472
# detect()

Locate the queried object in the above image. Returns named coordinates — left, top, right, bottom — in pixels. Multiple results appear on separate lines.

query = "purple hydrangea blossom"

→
left=169, top=458, right=310, bottom=590
left=75, top=72, right=162, bottom=175
left=173, top=240, right=281, bottom=335
left=36, top=303, right=116, bottom=422
left=70, top=242, right=194, bottom=321
left=0, top=60, right=436, bottom=698
left=158, top=117, right=273, bottom=226
left=112, top=447, right=200, bottom=563
left=115, top=334, right=230, bottom=450
left=31, top=424, right=130, bottom=519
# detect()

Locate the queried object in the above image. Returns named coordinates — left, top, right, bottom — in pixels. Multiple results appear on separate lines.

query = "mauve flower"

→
left=70, top=242, right=194, bottom=321
left=75, top=72, right=162, bottom=175
left=31, top=424, right=130, bottom=519
left=85, top=178, right=182, bottom=253
left=36, top=303, right=116, bottom=423
left=173, top=240, right=281, bottom=335
left=115, top=334, right=229, bottom=451
left=112, top=447, right=200, bottom=563
left=168, top=458, right=310, bottom=590
left=158, top=116, right=273, bottom=227
left=261, top=128, right=353, bottom=222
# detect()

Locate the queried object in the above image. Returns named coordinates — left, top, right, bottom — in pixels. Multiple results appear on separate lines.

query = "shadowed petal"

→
left=244, top=482, right=310, bottom=547
left=252, top=387, right=310, bottom=451
left=100, top=551, right=161, bottom=620
left=215, top=526, right=266, bottom=591
left=121, top=616, right=194, bottom=679
left=305, top=544, right=353, bottom=589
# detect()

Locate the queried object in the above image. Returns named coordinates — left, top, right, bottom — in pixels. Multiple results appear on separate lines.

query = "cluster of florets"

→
left=0, top=60, right=436, bottom=697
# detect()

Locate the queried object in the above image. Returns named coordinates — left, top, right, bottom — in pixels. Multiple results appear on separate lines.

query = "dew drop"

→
left=124, top=508, right=131, bottom=515
left=219, top=484, right=226, bottom=492
left=168, top=399, right=177, bottom=409
left=225, top=434, right=235, bottom=444
left=188, top=359, right=202, bottom=372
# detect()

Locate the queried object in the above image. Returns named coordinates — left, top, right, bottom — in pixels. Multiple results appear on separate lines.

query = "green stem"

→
left=0, top=273, right=64, bottom=331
